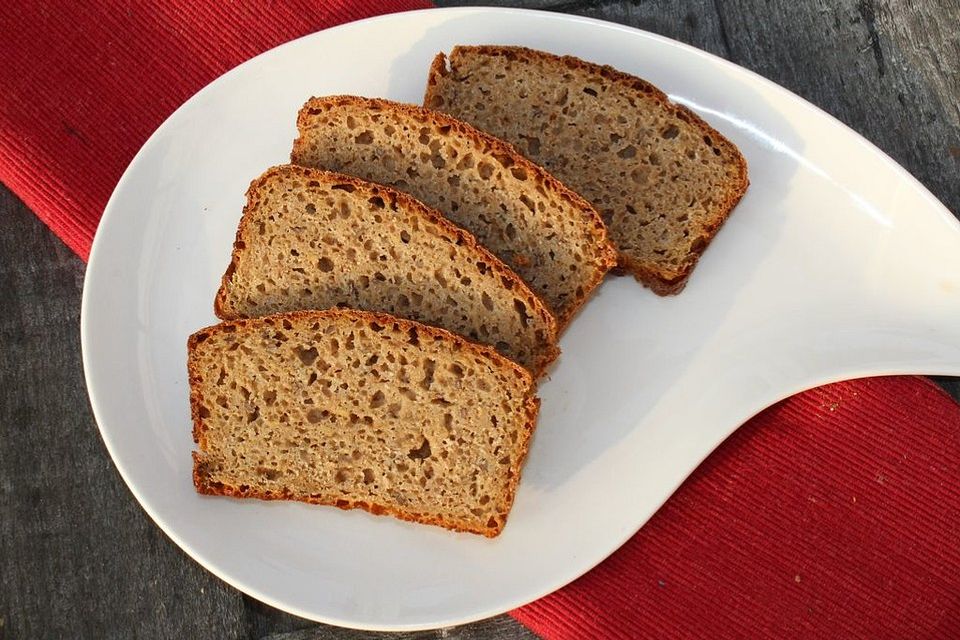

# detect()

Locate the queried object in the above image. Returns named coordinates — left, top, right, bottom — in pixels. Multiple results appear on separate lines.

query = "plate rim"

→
left=81, top=6, right=960, bottom=631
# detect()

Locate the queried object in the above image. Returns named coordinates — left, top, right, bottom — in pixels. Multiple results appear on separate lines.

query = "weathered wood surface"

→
left=1, top=1, right=957, bottom=638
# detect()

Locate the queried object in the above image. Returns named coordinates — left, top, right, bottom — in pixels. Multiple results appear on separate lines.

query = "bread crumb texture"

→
left=189, top=309, right=539, bottom=537
left=291, top=95, right=616, bottom=327
left=424, top=45, right=749, bottom=294
left=216, top=165, right=558, bottom=374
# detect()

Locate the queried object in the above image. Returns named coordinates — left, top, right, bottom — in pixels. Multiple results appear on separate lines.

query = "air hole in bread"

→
left=477, top=161, right=494, bottom=179
left=295, top=346, right=319, bottom=366
left=421, top=359, right=436, bottom=390
left=407, top=437, right=431, bottom=460
left=514, top=299, right=531, bottom=328
left=519, top=194, right=535, bottom=213
left=492, top=152, right=514, bottom=169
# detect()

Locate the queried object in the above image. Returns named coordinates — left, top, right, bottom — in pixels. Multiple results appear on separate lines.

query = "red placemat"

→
left=512, top=376, right=960, bottom=639
left=0, top=0, right=430, bottom=260
left=2, top=3, right=958, bottom=637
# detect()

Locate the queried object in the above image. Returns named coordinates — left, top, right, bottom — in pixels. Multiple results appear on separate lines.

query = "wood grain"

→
left=0, top=1, right=957, bottom=638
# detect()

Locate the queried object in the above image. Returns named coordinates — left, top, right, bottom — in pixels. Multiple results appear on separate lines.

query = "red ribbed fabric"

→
left=512, top=376, right=960, bottom=638
left=0, top=1, right=430, bottom=260
left=2, top=4, right=958, bottom=637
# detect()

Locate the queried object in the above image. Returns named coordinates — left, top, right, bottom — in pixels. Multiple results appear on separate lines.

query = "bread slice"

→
left=189, top=309, right=539, bottom=537
left=290, top=95, right=617, bottom=328
left=424, top=45, right=750, bottom=294
left=215, top=165, right=558, bottom=375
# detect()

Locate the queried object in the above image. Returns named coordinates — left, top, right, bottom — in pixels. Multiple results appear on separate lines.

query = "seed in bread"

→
left=424, top=45, right=749, bottom=294
left=290, top=95, right=617, bottom=328
left=215, top=165, right=558, bottom=375
left=189, top=309, right=539, bottom=537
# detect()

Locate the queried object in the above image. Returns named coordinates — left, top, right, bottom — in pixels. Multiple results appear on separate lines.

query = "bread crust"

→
left=188, top=308, right=539, bottom=537
left=214, top=164, right=560, bottom=376
left=292, top=95, right=618, bottom=328
left=425, top=45, right=750, bottom=295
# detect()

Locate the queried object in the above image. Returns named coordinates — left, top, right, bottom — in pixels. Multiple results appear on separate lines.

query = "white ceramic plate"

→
left=81, top=7, right=960, bottom=631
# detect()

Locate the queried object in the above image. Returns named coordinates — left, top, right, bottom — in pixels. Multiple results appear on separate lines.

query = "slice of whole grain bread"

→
left=424, top=45, right=749, bottom=294
left=290, top=95, right=617, bottom=327
left=215, top=165, right=558, bottom=375
left=189, top=309, right=539, bottom=537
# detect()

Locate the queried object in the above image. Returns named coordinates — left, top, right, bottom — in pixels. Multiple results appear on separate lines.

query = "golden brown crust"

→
left=194, top=453, right=516, bottom=537
left=187, top=329, right=212, bottom=448
left=425, top=45, right=750, bottom=295
left=214, top=164, right=560, bottom=376
left=187, top=308, right=539, bottom=536
left=189, top=308, right=535, bottom=408
left=427, top=50, right=450, bottom=89
left=292, top=95, right=618, bottom=328
left=495, top=394, right=540, bottom=531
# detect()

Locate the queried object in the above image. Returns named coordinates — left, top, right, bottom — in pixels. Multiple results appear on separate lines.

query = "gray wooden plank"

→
left=436, top=0, right=732, bottom=57
left=708, top=0, right=960, bottom=216
left=1, top=1, right=958, bottom=639
left=438, top=0, right=960, bottom=219
left=259, top=616, right=537, bottom=640
left=0, top=188, right=253, bottom=640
